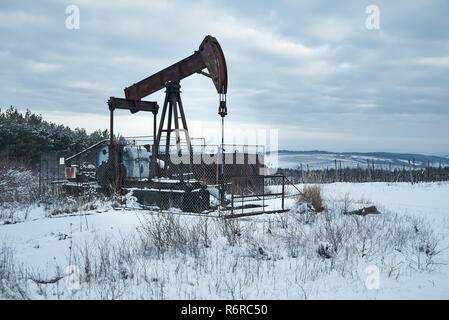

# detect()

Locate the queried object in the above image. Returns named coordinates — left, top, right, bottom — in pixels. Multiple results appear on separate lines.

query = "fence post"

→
left=241, top=181, right=244, bottom=216
left=281, top=175, right=285, bottom=211
left=38, top=155, right=42, bottom=198
left=262, top=176, right=265, bottom=213
left=231, top=179, right=234, bottom=216
left=335, top=159, right=338, bottom=182
left=413, top=158, right=416, bottom=184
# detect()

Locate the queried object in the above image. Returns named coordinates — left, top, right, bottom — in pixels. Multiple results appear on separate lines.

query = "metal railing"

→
left=224, top=174, right=288, bottom=218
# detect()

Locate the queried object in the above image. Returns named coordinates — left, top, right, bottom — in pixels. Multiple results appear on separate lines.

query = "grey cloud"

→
left=0, top=0, right=448, bottom=153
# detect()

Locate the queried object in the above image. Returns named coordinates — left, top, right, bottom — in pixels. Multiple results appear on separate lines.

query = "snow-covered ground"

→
left=1, top=182, right=448, bottom=299
left=310, top=182, right=449, bottom=299
left=266, top=152, right=449, bottom=170
left=320, top=182, right=449, bottom=228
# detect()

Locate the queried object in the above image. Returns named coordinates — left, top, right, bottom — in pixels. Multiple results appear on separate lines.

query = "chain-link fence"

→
left=45, top=137, right=300, bottom=216
left=39, top=152, right=66, bottom=201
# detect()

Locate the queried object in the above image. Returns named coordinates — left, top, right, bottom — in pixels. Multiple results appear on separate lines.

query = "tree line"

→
left=281, top=165, right=449, bottom=184
left=0, top=107, right=109, bottom=166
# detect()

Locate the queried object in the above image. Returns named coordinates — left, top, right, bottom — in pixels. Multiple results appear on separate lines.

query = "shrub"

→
left=0, top=160, right=39, bottom=222
left=0, top=245, right=29, bottom=299
left=138, top=212, right=204, bottom=257
left=298, top=185, right=325, bottom=212
left=218, top=217, right=242, bottom=246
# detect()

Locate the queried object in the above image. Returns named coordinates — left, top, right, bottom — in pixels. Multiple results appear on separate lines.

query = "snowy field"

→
left=267, top=152, right=449, bottom=170
left=1, top=182, right=448, bottom=299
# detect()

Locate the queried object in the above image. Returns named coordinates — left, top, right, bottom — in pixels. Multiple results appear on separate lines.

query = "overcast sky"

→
left=1, top=0, right=448, bottom=154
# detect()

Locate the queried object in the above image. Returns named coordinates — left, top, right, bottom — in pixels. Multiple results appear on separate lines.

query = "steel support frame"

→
left=152, top=81, right=193, bottom=178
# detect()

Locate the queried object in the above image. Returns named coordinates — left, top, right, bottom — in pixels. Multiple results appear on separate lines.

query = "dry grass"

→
left=1, top=200, right=444, bottom=299
left=299, top=185, right=325, bottom=212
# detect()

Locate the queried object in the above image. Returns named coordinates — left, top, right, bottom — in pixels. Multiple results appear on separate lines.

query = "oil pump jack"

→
left=64, top=35, right=284, bottom=215
left=64, top=35, right=271, bottom=214
left=108, top=35, right=227, bottom=179
left=103, top=35, right=229, bottom=210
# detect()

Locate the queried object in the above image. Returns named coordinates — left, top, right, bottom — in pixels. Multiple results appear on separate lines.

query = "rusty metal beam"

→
left=124, top=35, right=227, bottom=101
left=108, top=97, right=159, bottom=114
left=125, top=52, right=205, bottom=100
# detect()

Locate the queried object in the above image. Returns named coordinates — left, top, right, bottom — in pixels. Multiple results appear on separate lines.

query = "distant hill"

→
left=266, top=150, right=449, bottom=169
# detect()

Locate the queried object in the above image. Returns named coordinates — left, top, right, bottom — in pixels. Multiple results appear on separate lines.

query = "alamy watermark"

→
left=65, top=5, right=80, bottom=30
left=65, top=265, right=81, bottom=290
left=365, top=264, right=380, bottom=290
left=168, top=127, right=279, bottom=175
left=365, top=5, right=380, bottom=30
